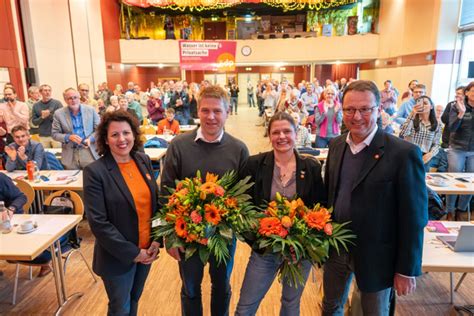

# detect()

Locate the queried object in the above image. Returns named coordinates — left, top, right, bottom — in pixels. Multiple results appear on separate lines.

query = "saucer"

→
left=428, top=180, right=449, bottom=187
left=17, top=227, right=37, bottom=234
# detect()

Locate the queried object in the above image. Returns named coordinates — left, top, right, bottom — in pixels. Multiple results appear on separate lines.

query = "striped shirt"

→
left=399, top=113, right=441, bottom=156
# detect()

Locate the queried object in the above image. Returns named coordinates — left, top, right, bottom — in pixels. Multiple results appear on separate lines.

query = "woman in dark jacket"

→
left=235, top=111, right=326, bottom=316
left=446, top=81, right=474, bottom=220
left=84, top=111, right=160, bottom=315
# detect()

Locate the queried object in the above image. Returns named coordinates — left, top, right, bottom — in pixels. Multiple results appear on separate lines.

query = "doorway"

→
left=237, top=73, right=260, bottom=106
left=203, top=22, right=227, bottom=40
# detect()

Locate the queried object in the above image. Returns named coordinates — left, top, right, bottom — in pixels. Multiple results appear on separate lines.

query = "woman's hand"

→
left=134, top=249, right=153, bottom=264
left=144, top=241, right=160, bottom=263
left=422, top=152, right=433, bottom=164
left=456, top=100, right=466, bottom=119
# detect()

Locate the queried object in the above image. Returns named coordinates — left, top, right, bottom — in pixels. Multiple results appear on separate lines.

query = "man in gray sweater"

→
left=32, top=84, right=63, bottom=148
left=161, top=85, right=249, bottom=316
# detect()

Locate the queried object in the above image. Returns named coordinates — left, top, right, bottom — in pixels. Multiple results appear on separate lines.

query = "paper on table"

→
left=45, top=177, right=78, bottom=185
left=426, top=221, right=450, bottom=233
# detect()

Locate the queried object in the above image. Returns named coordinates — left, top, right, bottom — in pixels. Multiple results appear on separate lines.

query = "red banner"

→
left=179, top=40, right=236, bottom=72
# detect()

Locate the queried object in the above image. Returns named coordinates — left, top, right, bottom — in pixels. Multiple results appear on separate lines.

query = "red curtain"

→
left=331, top=63, right=358, bottom=81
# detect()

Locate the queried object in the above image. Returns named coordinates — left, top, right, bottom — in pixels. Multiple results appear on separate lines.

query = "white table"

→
left=144, top=148, right=167, bottom=162
left=179, top=125, right=197, bottom=133
left=422, top=221, right=474, bottom=304
left=2, top=170, right=83, bottom=191
left=144, top=134, right=175, bottom=142
left=0, top=214, right=83, bottom=314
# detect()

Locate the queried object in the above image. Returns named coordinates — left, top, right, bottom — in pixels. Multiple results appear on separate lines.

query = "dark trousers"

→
left=322, top=250, right=391, bottom=316
left=178, top=240, right=236, bottom=316
left=102, top=263, right=151, bottom=316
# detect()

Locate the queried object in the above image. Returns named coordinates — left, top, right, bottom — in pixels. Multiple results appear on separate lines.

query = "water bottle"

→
left=0, top=201, right=12, bottom=234
left=33, top=161, right=40, bottom=182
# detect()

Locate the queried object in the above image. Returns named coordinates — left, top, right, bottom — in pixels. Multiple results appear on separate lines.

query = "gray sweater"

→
left=160, top=130, right=249, bottom=193
left=32, top=99, right=63, bottom=136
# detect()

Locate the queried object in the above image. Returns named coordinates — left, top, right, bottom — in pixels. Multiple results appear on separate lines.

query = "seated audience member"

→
left=157, top=108, right=180, bottom=135
left=291, top=112, right=312, bottom=148
left=380, top=80, right=398, bottom=115
left=106, top=95, right=120, bottom=113
left=118, top=95, right=139, bottom=122
left=125, top=91, right=143, bottom=123
left=381, top=111, right=394, bottom=134
left=5, top=125, right=49, bottom=172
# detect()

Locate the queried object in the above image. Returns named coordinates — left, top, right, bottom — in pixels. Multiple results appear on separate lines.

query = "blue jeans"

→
left=235, top=251, right=312, bottom=316
left=446, top=149, right=474, bottom=213
left=102, top=263, right=151, bottom=316
left=429, top=148, right=448, bottom=172
left=316, top=136, right=334, bottom=148
left=231, top=97, right=238, bottom=114
left=248, top=94, right=255, bottom=107
left=322, top=250, right=391, bottom=316
left=178, top=239, right=236, bottom=316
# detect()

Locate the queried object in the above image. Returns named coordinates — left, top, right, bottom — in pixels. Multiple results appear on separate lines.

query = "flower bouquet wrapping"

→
left=255, top=192, right=355, bottom=287
left=153, top=171, right=258, bottom=265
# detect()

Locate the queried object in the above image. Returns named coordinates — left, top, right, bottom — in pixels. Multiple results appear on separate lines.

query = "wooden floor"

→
left=0, top=106, right=472, bottom=315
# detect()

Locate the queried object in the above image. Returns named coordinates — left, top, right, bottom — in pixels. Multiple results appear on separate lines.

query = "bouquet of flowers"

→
left=153, top=171, right=258, bottom=265
left=255, top=192, right=355, bottom=287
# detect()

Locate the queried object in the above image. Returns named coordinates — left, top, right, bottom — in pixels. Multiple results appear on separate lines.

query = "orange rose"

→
left=305, top=209, right=331, bottom=230
left=281, top=215, right=293, bottom=228
left=279, top=228, right=288, bottom=238
left=204, top=204, right=222, bottom=225
left=175, top=217, right=188, bottom=237
left=190, top=211, right=202, bottom=224
left=258, top=217, right=283, bottom=236
left=214, top=185, right=225, bottom=197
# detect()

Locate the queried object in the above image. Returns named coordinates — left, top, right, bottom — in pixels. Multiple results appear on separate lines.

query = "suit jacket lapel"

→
left=352, top=129, right=385, bottom=190
left=104, top=153, right=136, bottom=211
left=330, top=137, right=347, bottom=204
left=64, top=109, right=73, bottom=132
left=132, top=152, right=157, bottom=214
left=295, top=151, right=306, bottom=196
left=262, top=152, right=274, bottom=202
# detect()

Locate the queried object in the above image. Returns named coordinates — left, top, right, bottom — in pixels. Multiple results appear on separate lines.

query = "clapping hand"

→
left=456, top=99, right=466, bottom=118
left=17, top=146, right=27, bottom=161
left=41, top=109, right=50, bottom=119
left=4, top=146, right=17, bottom=160
left=69, top=134, right=83, bottom=145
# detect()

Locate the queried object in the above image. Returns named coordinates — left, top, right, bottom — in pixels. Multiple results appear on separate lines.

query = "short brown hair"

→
left=198, top=85, right=229, bottom=111
left=342, top=80, right=381, bottom=106
left=267, top=111, right=297, bottom=136
left=95, top=111, right=143, bottom=156
left=414, top=84, right=426, bottom=91
left=465, top=81, right=474, bottom=93
left=11, top=125, right=28, bottom=134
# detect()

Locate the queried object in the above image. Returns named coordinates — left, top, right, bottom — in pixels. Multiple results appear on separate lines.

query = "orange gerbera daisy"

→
left=175, top=217, right=188, bottom=237
left=205, top=173, right=218, bottom=183
left=305, top=208, right=331, bottom=230
left=224, top=197, right=238, bottom=209
left=204, top=204, right=222, bottom=225
left=200, top=182, right=216, bottom=194
left=258, top=217, right=283, bottom=236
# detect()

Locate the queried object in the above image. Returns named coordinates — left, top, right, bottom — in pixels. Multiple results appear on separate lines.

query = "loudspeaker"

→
left=468, top=61, right=474, bottom=79
left=25, top=67, right=36, bottom=85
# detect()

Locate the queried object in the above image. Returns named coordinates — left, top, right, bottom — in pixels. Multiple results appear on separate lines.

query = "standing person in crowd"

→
left=5, top=125, right=48, bottom=172
left=32, top=84, right=63, bottom=148
left=52, top=88, right=100, bottom=170
left=0, top=111, right=7, bottom=162
left=118, top=95, right=139, bottom=122
left=301, top=83, right=318, bottom=116
left=381, top=111, right=394, bottom=134
left=170, top=82, right=190, bottom=125
left=380, top=80, right=398, bottom=115
left=441, top=86, right=465, bottom=149
left=96, top=82, right=113, bottom=106
left=313, top=78, right=324, bottom=98
left=107, top=95, right=121, bottom=113
left=401, top=80, right=418, bottom=102
left=230, top=83, right=240, bottom=115
left=147, top=89, right=165, bottom=124
left=276, top=87, right=289, bottom=113
left=188, top=82, right=199, bottom=119
left=247, top=81, right=255, bottom=108
left=114, top=84, right=123, bottom=96
left=256, top=82, right=265, bottom=117
left=84, top=111, right=160, bottom=316
left=26, top=86, right=41, bottom=134
left=322, top=80, right=427, bottom=316
left=125, top=92, right=144, bottom=123
left=235, top=112, right=325, bottom=316
left=161, top=85, right=249, bottom=316
left=314, top=86, right=342, bottom=148
left=394, top=84, right=426, bottom=125
left=285, top=89, right=308, bottom=120
left=157, top=108, right=180, bottom=135
left=263, top=83, right=278, bottom=114
left=399, top=96, right=441, bottom=171
left=445, top=82, right=474, bottom=221
left=0, top=87, right=30, bottom=144
left=126, top=82, right=135, bottom=94
left=291, top=111, right=312, bottom=149
left=78, top=83, right=98, bottom=109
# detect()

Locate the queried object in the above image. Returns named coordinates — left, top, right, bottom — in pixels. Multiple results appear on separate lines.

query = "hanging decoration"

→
left=122, top=0, right=357, bottom=12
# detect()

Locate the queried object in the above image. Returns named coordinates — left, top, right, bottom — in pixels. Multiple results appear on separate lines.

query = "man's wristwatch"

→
left=7, top=206, right=16, bottom=214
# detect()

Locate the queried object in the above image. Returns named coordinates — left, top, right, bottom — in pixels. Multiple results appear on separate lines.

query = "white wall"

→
left=120, top=34, right=380, bottom=65
left=20, top=0, right=106, bottom=100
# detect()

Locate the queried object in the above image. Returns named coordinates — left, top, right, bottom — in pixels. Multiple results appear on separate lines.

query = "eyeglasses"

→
left=342, top=106, right=378, bottom=116
left=80, top=89, right=89, bottom=92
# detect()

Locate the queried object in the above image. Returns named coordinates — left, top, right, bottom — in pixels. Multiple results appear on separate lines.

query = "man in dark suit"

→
left=322, top=80, right=428, bottom=315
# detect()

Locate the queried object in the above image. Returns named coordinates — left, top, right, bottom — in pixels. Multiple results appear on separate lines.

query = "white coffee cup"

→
left=20, top=220, right=34, bottom=232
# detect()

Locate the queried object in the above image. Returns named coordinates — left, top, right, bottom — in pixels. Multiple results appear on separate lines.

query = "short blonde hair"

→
left=198, top=85, right=229, bottom=110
